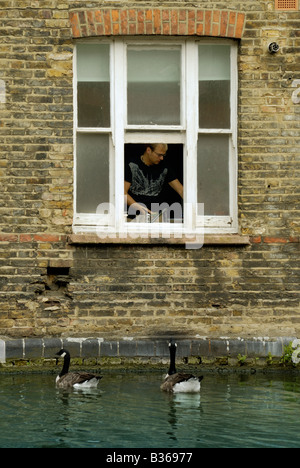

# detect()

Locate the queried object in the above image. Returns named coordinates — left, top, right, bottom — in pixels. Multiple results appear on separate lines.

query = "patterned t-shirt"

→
left=125, top=156, right=177, bottom=210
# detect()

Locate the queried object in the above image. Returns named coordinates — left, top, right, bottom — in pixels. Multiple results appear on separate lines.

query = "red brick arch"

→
left=69, top=8, right=245, bottom=40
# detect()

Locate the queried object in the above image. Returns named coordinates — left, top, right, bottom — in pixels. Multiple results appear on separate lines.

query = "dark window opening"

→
left=124, top=143, right=183, bottom=222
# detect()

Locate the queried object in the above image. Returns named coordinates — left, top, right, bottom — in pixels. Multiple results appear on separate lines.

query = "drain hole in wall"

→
left=46, top=266, right=70, bottom=291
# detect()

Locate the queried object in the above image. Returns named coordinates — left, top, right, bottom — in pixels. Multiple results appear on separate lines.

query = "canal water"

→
left=1, top=371, right=300, bottom=448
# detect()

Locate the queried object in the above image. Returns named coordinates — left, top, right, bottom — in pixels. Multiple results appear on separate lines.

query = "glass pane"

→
left=76, top=133, right=110, bottom=213
left=77, top=44, right=110, bottom=128
left=198, top=45, right=231, bottom=129
left=197, top=135, right=229, bottom=216
left=127, top=47, right=181, bottom=125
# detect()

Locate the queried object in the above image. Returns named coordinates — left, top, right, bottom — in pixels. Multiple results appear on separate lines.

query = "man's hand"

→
left=130, top=202, right=153, bottom=215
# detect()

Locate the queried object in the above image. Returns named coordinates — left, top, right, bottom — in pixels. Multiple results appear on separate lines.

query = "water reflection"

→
left=164, top=391, right=202, bottom=443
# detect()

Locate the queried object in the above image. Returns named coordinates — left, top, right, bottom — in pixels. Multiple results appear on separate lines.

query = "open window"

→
left=73, top=38, right=238, bottom=237
left=124, top=143, right=184, bottom=223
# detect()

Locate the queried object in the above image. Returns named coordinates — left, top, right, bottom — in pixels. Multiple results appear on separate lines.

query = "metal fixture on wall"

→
left=268, top=42, right=280, bottom=54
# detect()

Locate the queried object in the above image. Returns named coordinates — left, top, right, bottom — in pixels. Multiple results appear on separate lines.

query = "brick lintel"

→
left=69, top=8, right=246, bottom=40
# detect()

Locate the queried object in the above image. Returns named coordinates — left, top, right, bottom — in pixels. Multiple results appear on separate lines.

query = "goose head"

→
left=55, top=348, right=70, bottom=359
left=169, top=340, right=177, bottom=350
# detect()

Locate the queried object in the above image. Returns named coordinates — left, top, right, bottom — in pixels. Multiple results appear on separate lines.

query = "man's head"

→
left=144, top=144, right=168, bottom=165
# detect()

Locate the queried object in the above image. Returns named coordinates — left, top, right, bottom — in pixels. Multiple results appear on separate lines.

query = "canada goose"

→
left=160, top=341, right=203, bottom=393
left=55, top=349, right=102, bottom=389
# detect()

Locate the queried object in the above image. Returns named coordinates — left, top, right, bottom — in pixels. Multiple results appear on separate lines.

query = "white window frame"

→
left=73, top=37, right=238, bottom=237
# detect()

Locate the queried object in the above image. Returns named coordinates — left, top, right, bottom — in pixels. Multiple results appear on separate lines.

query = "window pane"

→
left=197, top=135, right=229, bottom=216
left=127, top=47, right=181, bottom=125
left=76, top=133, right=110, bottom=213
left=198, top=45, right=231, bottom=129
left=77, top=44, right=110, bottom=128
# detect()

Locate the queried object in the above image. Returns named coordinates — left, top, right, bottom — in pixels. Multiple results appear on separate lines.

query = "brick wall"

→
left=0, top=0, right=299, bottom=342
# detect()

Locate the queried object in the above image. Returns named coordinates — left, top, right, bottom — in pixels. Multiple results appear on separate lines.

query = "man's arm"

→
left=169, top=179, right=183, bottom=198
left=124, top=181, right=152, bottom=214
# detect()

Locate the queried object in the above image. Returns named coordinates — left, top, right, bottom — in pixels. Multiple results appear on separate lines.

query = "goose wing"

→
left=172, top=373, right=197, bottom=384
left=161, top=373, right=203, bottom=392
left=72, top=372, right=102, bottom=385
left=57, top=372, right=102, bottom=388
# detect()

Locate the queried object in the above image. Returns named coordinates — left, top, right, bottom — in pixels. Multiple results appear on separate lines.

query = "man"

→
left=124, top=144, right=183, bottom=219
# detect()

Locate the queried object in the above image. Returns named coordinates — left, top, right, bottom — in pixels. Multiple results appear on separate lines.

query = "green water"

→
left=1, top=372, right=300, bottom=448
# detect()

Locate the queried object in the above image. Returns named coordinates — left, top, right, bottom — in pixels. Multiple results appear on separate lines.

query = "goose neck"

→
left=168, top=346, right=177, bottom=376
left=60, top=353, right=70, bottom=377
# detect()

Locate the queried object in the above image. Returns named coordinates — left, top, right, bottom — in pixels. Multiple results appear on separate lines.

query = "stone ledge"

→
left=68, top=234, right=250, bottom=246
left=0, top=336, right=294, bottom=364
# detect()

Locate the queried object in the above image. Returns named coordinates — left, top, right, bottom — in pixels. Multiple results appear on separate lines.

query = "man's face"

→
left=148, top=144, right=167, bottom=165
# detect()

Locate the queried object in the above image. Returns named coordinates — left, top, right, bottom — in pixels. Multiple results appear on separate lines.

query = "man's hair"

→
left=145, top=143, right=168, bottom=152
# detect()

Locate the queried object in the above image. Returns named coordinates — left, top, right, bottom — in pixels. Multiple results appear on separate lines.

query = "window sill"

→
left=68, top=233, right=250, bottom=246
